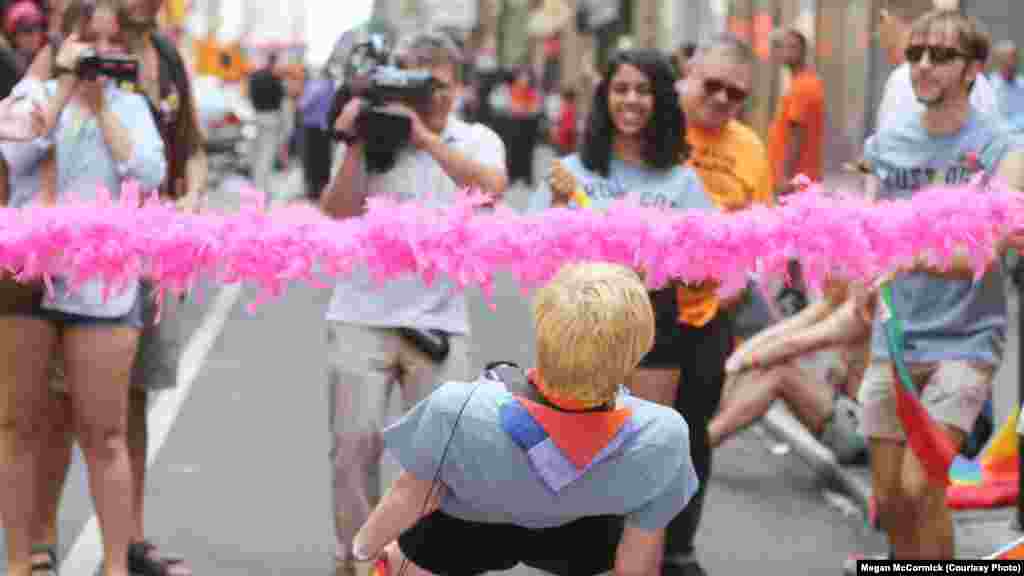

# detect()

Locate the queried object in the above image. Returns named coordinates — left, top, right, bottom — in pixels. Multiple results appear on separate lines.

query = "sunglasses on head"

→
left=703, top=78, right=748, bottom=103
left=905, top=44, right=970, bottom=65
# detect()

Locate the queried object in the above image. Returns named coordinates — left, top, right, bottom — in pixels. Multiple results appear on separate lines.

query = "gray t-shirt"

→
left=864, top=109, right=1014, bottom=365
left=529, top=154, right=713, bottom=213
left=324, top=116, right=506, bottom=334
left=382, top=378, right=698, bottom=531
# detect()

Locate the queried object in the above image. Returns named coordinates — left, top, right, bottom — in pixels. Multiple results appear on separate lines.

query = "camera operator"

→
left=319, top=30, right=507, bottom=575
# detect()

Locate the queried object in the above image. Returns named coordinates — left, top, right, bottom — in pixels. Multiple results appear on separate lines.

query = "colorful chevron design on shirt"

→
left=499, top=394, right=639, bottom=493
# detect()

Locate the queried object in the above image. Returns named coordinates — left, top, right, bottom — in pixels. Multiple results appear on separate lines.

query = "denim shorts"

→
left=32, top=292, right=145, bottom=330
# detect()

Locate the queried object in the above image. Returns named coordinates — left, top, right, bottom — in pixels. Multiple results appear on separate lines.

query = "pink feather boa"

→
left=1, top=176, right=1020, bottom=305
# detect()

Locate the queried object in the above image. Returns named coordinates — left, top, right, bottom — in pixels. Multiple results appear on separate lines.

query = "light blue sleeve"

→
left=111, top=91, right=167, bottom=191
left=671, top=167, right=715, bottom=212
left=625, top=420, right=699, bottom=530
left=978, top=128, right=1013, bottom=175
left=528, top=178, right=554, bottom=213
left=381, top=381, right=468, bottom=483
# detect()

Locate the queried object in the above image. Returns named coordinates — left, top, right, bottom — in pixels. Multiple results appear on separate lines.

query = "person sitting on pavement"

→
left=711, top=280, right=869, bottom=465
left=347, top=262, right=699, bottom=576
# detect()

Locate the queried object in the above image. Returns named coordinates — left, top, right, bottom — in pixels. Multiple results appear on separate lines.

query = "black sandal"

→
left=128, top=540, right=192, bottom=576
left=30, top=544, right=58, bottom=575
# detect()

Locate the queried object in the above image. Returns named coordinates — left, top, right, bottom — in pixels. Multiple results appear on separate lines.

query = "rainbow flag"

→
left=882, top=283, right=1020, bottom=507
left=879, top=285, right=957, bottom=486
left=946, top=408, right=1019, bottom=509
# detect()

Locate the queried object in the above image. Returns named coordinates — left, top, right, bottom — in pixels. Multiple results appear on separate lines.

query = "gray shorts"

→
left=857, top=360, right=993, bottom=441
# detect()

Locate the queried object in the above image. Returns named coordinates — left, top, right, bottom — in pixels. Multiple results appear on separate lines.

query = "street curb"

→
left=761, top=405, right=872, bottom=516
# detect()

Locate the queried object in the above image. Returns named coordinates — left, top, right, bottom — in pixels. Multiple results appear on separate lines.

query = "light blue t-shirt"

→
left=2, top=78, right=166, bottom=318
left=529, top=154, right=713, bottom=213
left=864, top=109, right=1015, bottom=365
left=382, top=379, right=698, bottom=531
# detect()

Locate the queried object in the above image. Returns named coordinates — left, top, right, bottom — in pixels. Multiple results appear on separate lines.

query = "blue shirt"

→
left=6, top=78, right=167, bottom=317
left=382, top=378, right=698, bottom=531
left=864, top=108, right=1014, bottom=365
left=529, top=154, right=713, bottom=213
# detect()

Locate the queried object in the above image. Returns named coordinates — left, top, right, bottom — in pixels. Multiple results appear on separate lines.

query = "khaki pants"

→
left=250, top=111, right=283, bottom=202
left=326, top=322, right=471, bottom=564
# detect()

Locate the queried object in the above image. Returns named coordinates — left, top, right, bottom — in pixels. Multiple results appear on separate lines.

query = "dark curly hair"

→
left=581, top=49, right=688, bottom=177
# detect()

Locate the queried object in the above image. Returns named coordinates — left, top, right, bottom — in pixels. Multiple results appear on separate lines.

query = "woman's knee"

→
left=74, top=420, right=128, bottom=460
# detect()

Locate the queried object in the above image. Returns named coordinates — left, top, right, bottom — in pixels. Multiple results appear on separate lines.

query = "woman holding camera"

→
left=0, top=1, right=165, bottom=575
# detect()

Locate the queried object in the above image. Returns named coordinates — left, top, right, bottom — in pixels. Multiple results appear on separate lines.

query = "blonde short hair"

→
left=533, top=262, right=655, bottom=407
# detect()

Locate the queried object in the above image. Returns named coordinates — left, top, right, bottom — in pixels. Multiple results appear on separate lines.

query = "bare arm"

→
left=319, top=142, right=368, bottom=219
left=175, top=149, right=208, bottom=212
left=421, top=131, right=508, bottom=199
left=614, top=526, right=663, bottom=576
left=350, top=470, right=445, bottom=561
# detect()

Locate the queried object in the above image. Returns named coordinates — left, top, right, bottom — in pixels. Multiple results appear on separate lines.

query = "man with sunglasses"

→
left=670, top=34, right=773, bottom=576
left=847, top=9, right=1024, bottom=569
left=875, top=3, right=997, bottom=128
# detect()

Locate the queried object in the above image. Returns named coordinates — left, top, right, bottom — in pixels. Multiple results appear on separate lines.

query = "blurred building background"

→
left=361, top=0, right=1020, bottom=174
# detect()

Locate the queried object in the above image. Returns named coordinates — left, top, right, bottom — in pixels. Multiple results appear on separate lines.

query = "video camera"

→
left=327, top=34, right=438, bottom=173
left=76, top=49, right=139, bottom=84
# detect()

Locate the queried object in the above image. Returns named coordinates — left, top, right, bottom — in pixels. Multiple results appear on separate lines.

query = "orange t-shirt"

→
left=768, top=69, right=825, bottom=186
left=677, top=120, right=774, bottom=327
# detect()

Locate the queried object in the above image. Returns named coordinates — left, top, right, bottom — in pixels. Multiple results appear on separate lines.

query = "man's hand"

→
left=380, top=102, right=433, bottom=149
left=333, top=97, right=365, bottom=139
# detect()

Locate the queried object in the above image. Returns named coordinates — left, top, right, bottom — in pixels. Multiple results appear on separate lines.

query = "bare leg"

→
left=870, top=439, right=915, bottom=558
left=709, top=362, right=833, bottom=447
left=626, top=368, right=681, bottom=408
left=34, top=390, right=73, bottom=546
left=900, top=423, right=965, bottom=559
left=0, top=317, right=59, bottom=576
left=64, top=324, right=139, bottom=576
left=128, top=387, right=148, bottom=540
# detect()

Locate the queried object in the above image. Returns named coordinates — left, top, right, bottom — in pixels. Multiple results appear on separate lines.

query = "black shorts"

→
left=398, top=511, right=623, bottom=576
left=638, top=287, right=686, bottom=368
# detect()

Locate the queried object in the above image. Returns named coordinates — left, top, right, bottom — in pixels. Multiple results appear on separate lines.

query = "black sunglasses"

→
left=905, top=44, right=970, bottom=65
left=703, top=78, right=748, bottom=103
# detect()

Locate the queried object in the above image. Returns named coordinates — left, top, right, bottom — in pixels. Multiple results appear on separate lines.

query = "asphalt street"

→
left=0, top=161, right=888, bottom=574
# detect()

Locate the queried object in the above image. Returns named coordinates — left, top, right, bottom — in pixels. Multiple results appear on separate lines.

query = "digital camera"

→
left=328, top=34, right=438, bottom=173
left=77, top=49, right=139, bottom=84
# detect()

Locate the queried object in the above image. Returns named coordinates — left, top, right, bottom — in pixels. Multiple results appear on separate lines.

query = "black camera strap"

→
left=393, top=362, right=523, bottom=576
